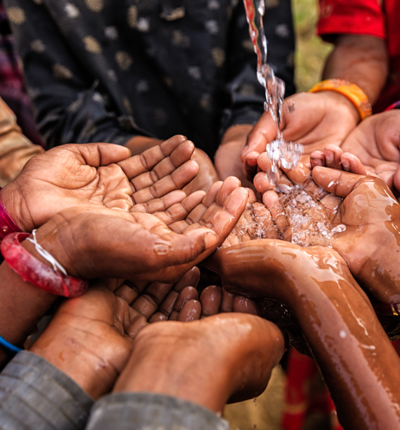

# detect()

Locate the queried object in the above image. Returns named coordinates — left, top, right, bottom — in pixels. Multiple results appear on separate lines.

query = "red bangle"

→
left=1, top=232, right=88, bottom=297
left=0, top=189, right=22, bottom=242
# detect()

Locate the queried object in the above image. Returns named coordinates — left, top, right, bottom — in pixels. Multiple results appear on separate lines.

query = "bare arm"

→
left=323, top=35, right=388, bottom=105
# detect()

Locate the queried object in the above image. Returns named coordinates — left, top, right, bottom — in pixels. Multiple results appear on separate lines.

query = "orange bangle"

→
left=309, top=79, right=372, bottom=121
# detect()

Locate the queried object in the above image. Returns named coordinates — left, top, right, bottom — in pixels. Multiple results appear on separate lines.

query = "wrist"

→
left=309, top=79, right=371, bottom=123
left=30, top=322, right=117, bottom=400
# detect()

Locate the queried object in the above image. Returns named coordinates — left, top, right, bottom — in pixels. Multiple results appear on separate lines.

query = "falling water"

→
left=243, top=0, right=303, bottom=180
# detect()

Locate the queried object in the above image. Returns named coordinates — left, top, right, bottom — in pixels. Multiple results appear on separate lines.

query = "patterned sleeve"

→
left=3, top=0, right=141, bottom=148
left=220, top=0, right=295, bottom=134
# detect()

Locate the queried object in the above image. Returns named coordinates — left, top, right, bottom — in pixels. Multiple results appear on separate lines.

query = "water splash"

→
left=243, top=0, right=303, bottom=180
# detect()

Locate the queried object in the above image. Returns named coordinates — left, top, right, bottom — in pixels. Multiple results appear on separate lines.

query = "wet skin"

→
left=312, top=167, right=400, bottom=305
left=253, top=155, right=400, bottom=305
left=208, top=239, right=400, bottom=430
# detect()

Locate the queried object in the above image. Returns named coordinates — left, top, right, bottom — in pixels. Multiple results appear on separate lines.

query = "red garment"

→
left=317, top=0, right=400, bottom=112
left=281, top=348, right=343, bottom=430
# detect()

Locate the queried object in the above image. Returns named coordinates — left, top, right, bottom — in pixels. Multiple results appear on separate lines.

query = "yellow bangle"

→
left=309, top=79, right=372, bottom=121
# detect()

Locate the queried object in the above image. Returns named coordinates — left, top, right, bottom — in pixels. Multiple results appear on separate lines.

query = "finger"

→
left=281, top=162, right=326, bottom=199
left=324, top=144, right=343, bottom=169
left=257, top=151, right=273, bottom=172
left=67, top=142, right=132, bottom=167
left=200, top=285, right=222, bottom=317
left=131, top=160, right=199, bottom=203
left=177, top=181, right=223, bottom=227
left=233, top=296, right=259, bottom=315
left=251, top=202, right=279, bottom=239
left=118, top=135, right=187, bottom=178
left=244, top=151, right=261, bottom=180
left=242, top=111, right=277, bottom=161
left=129, top=140, right=196, bottom=191
left=340, top=152, right=368, bottom=175
left=189, top=186, right=249, bottom=243
left=253, top=171, right=277, bottom=194
left=196, top=177, right=242, bottom=224
left=177, top=299, right=202, bottom=321
left=150, top=268, right=200, bottom=321
left=157, top=191, right=206, bottom=227
left=221, top=288, right=234, bottom=312
left=262, top=190, right=292, bottom=241
left=131, top=190, right=187, bottom=214
left=114, top=281, right=141, bottom=305
left=215, top=176, right=242, bottom=205
left=310, top=151, right=326, bottom=168
left=312, top=166, right=364, bottom=197
left=169, top=286, right=199, bottom=321
left=174, top=266, right=201, bottom=291
left=131, top=281, right=176, bottom=319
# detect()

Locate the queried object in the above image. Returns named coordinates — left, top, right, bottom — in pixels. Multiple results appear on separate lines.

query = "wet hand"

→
left=241, top=91, right=359, bottom=180
left=312, top=167, right=400, bottom=304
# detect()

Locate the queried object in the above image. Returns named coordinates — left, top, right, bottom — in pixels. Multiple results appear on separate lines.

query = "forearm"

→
left=323, top=35, right=388, bottom=104
left=0, top=245, right=56, bottom=368
left=291, top=274, right=400, bottom=429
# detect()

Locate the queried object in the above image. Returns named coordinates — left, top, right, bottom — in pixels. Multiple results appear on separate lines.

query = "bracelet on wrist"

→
left=0, top=334, right=22, bottom=354
left=0, top=188, right=22, bottom=243
left=309, top=79, right=372, bottom=121
left=1, top=232, right=88, bottom=298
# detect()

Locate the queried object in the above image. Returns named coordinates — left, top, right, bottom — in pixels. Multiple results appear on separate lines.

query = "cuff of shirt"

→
left=86, top=392, right=230, bottom=430
left=0, top=350, right=93, bottom=430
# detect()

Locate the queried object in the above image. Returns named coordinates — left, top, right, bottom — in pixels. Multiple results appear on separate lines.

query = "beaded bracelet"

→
left=1, top=232, right=88, bottom=298
left=0, top=188, right=22, bottom=242
left=0, top=334, right=22, bottom=354
left=309, top=79, right=372, bottom=121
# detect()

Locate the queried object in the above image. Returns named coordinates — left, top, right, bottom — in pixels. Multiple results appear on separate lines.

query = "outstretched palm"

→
left=3, top=135, right=199, bottom=231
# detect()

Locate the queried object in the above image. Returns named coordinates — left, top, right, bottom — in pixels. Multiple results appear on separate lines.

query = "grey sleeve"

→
left=86, top=392, right=231, bottom=430
left=0, top=351, right=93, bottom=430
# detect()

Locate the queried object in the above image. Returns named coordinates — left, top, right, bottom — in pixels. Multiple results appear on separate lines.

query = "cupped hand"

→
left=242, top=91, right=359, bottom=179
left=312, top=167, right=400, bottom=304
left=29, top=270, right=200, bottom=399
left=253, top=154, right=343, bottom=246
left=339, top=110, right=400, bottom=192
left=1, top=135, right=199, bottom=231
left=33, top=177, right=248, bottom=283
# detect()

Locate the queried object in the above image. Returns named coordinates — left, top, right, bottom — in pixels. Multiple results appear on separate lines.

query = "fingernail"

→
left=342, top=159, right=350, bottom=171
left=204, top=231, right=219, bottom=249
left=325, top=151, right=333, bottom=164
left=248, top=158, right=258, bottom=166
left=310, top=157, right=322, bottom=167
